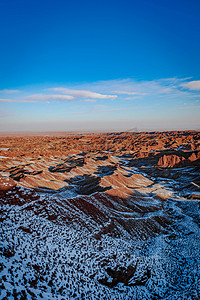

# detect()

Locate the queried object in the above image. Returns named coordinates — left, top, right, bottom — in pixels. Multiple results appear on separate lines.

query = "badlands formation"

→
left=0, top=131, right=200, bottom=299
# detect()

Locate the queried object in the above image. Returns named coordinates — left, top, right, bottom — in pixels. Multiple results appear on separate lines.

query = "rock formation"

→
left=0, top=130, right=200, bottom=299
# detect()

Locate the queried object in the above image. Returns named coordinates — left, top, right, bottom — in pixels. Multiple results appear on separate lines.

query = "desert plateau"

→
left=0, top=130, right=200, bottom=299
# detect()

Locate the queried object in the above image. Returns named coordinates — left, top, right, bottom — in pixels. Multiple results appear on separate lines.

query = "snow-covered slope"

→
left=0, top=132, right=200, bottom=299
left=1, top=181, right=200, bottom=299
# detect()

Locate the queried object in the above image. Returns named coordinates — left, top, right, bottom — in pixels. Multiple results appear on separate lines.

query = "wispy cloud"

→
left=124, top=96, right=142, bottom=100
left=1, top=77, right=200, bottom=106
left=1, top=77, right=200, bottom=131
left=181, top=80, right=200, bottom=91
left=108, top=78, right=200, bottom=99
left=0, top=94, right=75, bottom=103
left=0, top=98, right=38, bottom=103
left=91, top=77, right=197, bottom=98
left=0, top=89, right=19, bottom=94
left=112, top=90, right=147, bottom=95
left=27, top=94, right=75, bottom=101
left=83, top=99, right=96, bottom=103
left=47, top=88, right=117, bottom=99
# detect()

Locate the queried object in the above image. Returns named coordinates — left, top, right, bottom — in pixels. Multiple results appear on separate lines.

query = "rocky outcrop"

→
left=0, top=174, right=16, bottom=195
left=0, top=132, right=199, bottom=200
left=0, top=131, right=199, bottom=157
left=158, top=154, right=184, bottom=168
left=158, top=151, right=200, bottom=168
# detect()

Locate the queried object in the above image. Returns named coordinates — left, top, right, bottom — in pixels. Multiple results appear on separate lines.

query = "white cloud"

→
left=27, top=94, right=75, bottom=101
left=112, top=90, right=147, bottom=95
left=124, top=96, right=141, bottom=100
left=181, top=80, right=200, bottom=91
left=0, top=98, right=38, bottom=103
left=47, top=88, right=117, bottom=99
left=0, top=94, right=75, bottom=103
left=1, top=77, right=200, bottom=107
left=83, top=99, right=96, bottom=103
left=93, top=78, right=189, bottom=97
left=0, top=89, right=19, bottom=94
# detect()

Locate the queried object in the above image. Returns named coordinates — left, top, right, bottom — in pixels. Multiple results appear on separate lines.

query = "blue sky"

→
left=0, top=0, right=200, bottom=131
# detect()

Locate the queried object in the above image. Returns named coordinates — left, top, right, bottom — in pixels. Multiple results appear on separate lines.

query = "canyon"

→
left=0, top=131, right=200, bottom=299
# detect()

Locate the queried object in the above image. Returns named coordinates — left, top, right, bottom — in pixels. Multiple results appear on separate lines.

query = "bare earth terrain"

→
left=0, top=131, right=200, bottom=299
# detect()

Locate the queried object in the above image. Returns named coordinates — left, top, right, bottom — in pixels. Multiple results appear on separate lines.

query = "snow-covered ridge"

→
left=1, top=176, right=200, bottom=299
left=0, top=132, right=200, bottom=299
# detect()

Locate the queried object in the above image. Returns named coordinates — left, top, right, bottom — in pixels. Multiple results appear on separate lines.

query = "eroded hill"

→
left=0, top=131, right=200, bottom=299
